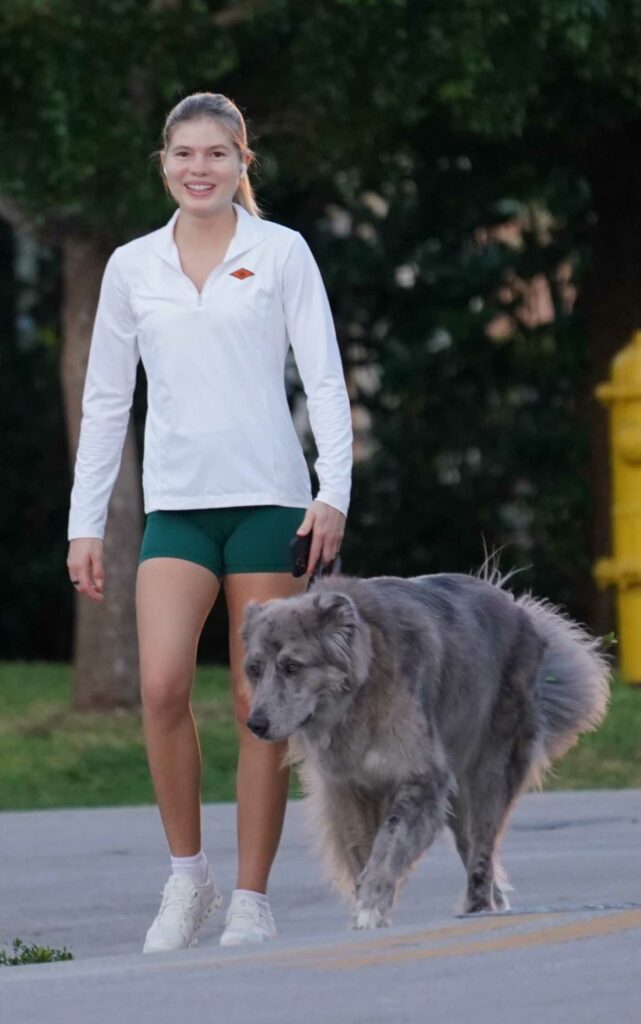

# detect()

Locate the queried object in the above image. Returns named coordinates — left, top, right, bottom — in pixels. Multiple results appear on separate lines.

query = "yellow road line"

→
left=142, top=912, right=549, bottom=975
left=141, top=910, right=613, bottom=975
left=258, top=912, right=557, bottom=964
left=287, top=908, right=641, bottom=971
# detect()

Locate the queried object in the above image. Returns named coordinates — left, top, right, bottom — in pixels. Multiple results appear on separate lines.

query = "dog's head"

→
left=241, top=588, right=372, bottom=742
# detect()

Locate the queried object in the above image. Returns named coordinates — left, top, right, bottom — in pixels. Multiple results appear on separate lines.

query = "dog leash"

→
left=307, top=554, right=342, bottom=592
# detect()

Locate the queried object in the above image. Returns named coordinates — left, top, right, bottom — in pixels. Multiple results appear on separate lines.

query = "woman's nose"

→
left=188, top=156, right=210, bottom=174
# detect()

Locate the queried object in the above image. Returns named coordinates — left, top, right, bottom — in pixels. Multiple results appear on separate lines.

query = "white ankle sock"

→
left=170, top=849, right=209, bottom=886
left=233, top=888, right=269, bottom=907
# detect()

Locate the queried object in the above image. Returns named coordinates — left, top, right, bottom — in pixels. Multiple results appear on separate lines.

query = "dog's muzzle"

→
left=246, top=711, right=270, bottom=739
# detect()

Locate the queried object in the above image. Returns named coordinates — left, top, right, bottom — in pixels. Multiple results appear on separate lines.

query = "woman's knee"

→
left=140, top=667, right=192, bottom=721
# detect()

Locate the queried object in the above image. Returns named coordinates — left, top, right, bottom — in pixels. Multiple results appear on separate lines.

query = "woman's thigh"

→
left=136, top=557, right=220, bottom=706
left=224, top=573, right=308, bottom=722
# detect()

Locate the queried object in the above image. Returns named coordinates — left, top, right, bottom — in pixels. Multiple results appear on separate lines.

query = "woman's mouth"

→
left=184, top=183, right=216, bottom=197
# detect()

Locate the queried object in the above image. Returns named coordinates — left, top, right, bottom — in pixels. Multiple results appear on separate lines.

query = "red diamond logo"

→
left=230, top=268, right=254, bottom=280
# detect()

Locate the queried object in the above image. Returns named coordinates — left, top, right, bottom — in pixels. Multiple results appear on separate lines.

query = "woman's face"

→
left=161, top=117, right=248, bottom=216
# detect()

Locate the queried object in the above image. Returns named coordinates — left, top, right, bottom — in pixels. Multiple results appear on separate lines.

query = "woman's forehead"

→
left=169, top=118, right=234, bottom=149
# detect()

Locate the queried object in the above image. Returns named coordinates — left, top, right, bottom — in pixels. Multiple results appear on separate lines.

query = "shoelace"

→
left=158, top=881, right=199, bottom=915
left=226, top=899, right=269, bottom=925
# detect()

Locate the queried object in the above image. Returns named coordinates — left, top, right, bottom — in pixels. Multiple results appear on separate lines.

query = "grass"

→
left=0, top=939, right=73, bottom=966
left=0, top=661, right=640, bottom=811
left=0, top=661, right=239, bottom=810
left=543, top=672, right=641, bottom=790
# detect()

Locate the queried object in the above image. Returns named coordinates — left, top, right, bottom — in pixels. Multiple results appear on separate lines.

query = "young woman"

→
left=66, top=93, right=353, bottom=952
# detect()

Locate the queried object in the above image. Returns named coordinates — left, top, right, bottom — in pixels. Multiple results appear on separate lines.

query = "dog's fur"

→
left=241, top=566, right=611, bottom=929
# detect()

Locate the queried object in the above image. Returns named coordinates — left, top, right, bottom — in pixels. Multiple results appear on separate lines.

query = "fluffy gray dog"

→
left=242, top=568, right=610, bottom=929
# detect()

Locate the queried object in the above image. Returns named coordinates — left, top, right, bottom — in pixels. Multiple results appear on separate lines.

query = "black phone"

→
left=289, top=532, right=341, bottom=579
left=290, top=533, right=312, bottom=577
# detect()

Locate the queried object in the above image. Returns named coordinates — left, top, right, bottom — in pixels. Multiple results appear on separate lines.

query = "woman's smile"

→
left=183, top=182, right=216, bottom=197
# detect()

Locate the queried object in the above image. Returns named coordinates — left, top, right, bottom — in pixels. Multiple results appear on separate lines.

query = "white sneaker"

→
left=219, top=890, right=277, bottom=947
left=142, top=867, right=223, bottom=953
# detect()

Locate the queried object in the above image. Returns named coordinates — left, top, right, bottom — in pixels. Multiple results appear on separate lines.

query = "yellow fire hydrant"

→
left=594, top=329, right=641, bottom=685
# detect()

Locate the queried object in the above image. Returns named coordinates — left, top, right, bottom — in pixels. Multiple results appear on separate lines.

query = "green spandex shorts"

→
left=139, top=505, right=306, bottom=580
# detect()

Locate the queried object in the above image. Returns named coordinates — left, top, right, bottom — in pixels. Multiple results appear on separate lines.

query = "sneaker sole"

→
left=189, top=889, right=224, bottom=948
left=219, top=925, right=276, bottom=947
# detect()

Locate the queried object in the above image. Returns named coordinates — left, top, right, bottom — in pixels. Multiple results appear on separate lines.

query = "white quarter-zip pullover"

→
left=68, top=203, right=353, bottom=540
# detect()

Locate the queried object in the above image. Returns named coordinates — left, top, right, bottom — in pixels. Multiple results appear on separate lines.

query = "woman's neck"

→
left=174, top=203, right=237, bottom=249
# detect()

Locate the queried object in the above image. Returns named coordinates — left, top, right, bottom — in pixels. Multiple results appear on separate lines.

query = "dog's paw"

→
left=464, top=898, right=496, bottom=915
left=352, top=905, right=390, bottom=930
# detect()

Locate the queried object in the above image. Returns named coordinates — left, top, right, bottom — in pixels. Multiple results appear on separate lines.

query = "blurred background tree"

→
left=3, top=0, right=641, bottom=703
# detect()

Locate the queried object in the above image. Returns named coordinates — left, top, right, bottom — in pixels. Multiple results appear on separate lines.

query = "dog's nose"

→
left=247, top=712, right=270, bottom=738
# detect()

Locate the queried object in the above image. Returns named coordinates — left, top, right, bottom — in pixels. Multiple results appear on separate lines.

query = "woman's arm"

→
left=67, top=249, right=140, bottom=592
left=280, top=231, right=353, bottom=571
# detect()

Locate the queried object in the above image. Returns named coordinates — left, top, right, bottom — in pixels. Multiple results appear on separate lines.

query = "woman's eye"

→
left=172, top=150, right=225, bottom=158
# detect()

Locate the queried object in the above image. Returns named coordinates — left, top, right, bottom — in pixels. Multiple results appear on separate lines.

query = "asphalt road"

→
left=1, top=789, right=639, bottom=1023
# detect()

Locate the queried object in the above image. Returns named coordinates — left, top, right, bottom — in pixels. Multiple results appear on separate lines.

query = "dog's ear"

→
left=313, top=591, right=358, bottom=665
left=241, top=600, right=264, bottom=645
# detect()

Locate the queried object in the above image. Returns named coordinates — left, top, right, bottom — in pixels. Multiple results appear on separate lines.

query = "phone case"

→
left=290, top=533, right=312, bottom=577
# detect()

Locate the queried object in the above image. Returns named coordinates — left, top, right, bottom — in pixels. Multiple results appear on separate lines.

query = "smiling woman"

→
left=65, top=91, right=353, bottom=955
left=160, top=113, right=255, bottom=292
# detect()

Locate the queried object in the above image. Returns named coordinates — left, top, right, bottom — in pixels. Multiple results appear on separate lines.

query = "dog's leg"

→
left=493, top=861, right=512, bottom=911
left=304, top=776, right=382, bottom=899
left=464, top=737, right=533, bottom=914
left=464, top=783, right=510, bottom=914
left=463, top=610, right=543, bottom=914
left=446, top=787, right=482, bottom=913
left=326, top=786, right=382, bottom=898
left=353, top=768, right=452, bottom=929
left=446, top=788, right=471, bottom=870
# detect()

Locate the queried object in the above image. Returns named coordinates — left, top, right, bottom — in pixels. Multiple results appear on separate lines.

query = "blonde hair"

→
left=153, top=92, right=262, bottom=217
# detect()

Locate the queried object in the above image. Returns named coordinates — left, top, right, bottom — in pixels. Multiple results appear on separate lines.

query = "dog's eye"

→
left=246, top=663, right=261, bottom=679
left=284, top=662, right=300, bottom=675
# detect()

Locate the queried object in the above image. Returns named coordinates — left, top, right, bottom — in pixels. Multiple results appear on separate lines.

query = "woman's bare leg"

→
left=136, top=557, right=220, bottom=856
left=224, top=572, right=308, bottom=893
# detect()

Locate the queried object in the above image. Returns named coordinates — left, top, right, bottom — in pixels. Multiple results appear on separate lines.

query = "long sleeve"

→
left=67, top=249, right=140, bottom=540
left=281, top=232, right=353, bottom=517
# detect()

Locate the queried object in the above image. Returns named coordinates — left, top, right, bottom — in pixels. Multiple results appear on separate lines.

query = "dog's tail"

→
left=515, top=591, right=611, bottom=770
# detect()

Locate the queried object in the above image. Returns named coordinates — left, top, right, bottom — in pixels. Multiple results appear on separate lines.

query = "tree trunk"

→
left=60, top=235, right=143, bottom=709
left=584, top=127, right=641, bottom=638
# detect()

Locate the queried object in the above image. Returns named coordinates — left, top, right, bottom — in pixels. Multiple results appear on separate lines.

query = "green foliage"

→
left=273, top=0, right=641, bottom=151
left=306, top=142, right=594, bottom=614
left=0, top=222, right=73, bottom=659
left=4, top=0, right=641, bottom=235
left=0, top=0, right=241, bottom=235
left=3, top=0, right=641, bottom=655
left=0, top=661, right=639, bottom=809
left=0, top=661, right=243, bottom=808
left=0, top=938, right=73, bottom=966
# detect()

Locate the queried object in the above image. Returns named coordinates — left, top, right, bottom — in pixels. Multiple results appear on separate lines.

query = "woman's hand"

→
left=67, top=538, right=105, bottom=603
left=296, top=500, right=346, bottom=575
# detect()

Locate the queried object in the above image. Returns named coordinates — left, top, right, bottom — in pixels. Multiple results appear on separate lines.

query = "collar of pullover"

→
left=150, top=201, right=265, bottom=272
